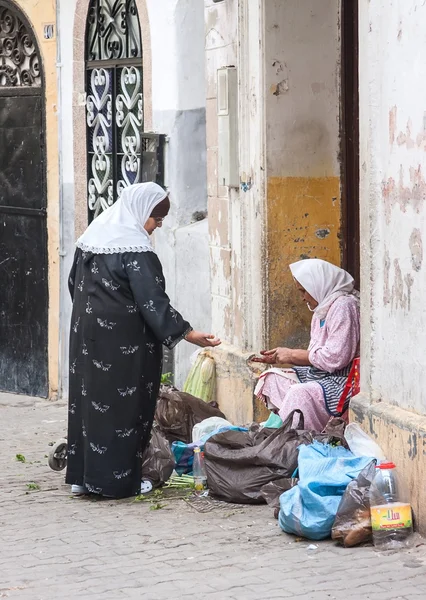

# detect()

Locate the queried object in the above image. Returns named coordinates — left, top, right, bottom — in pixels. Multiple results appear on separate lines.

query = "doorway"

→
left=0, top=1, right=48, bottom=397
left=341, top=0, right=360, bottom=284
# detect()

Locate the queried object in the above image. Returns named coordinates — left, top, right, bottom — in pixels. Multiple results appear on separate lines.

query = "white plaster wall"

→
left=147, top=0, right=206, bottom=113
left=360, top=0, right=426, bottom=414
left=173, top=220, right=212, bottom=389
left=264, top=0, right=341, bottom=177
left=148, top=0, right=210, bottom=385
left=58, top=0, right=78, bottom=398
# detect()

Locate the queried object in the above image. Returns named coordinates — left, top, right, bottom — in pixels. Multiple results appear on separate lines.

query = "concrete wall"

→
left=264, top=0, right=342, bottom=349
left=358, top=0, right=426, bottom=414
left=205, top=0, right=239, bottom=345
left=204, top=0, right=264, bottom=424
left=352, top=0, right=426, bottom=532
left=204, top=0, right=343, bottom=423
left=146, top=0, right=210, bottom=388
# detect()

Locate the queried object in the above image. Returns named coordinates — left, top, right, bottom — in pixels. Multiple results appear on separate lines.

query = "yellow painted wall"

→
left=267, top=177, right=341, bottom=348
left=17, top=0, right=59, bottom=397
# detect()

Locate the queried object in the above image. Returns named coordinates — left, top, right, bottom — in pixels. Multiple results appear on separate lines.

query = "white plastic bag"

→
left=192, top=417, right=233, bottom=443
left=344, top=423, right=386, bottom=462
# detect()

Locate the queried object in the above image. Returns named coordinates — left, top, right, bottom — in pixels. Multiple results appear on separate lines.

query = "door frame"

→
left=341, top=0, right=360, bottom=285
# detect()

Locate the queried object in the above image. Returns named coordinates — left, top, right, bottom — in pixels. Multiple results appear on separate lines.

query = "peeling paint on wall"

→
left=267, top=176, right=341, bottom=347
left=382, top=165, right=426, bottom=224
left=383, top=249, right=391, bottom=306
left=397, top=119, right=415, bottom=149
left=389, top=105, right=397, bottom=145
left=315, top=228, right=331, bottom=239
left=409, top=228, right=423, bottom=271
left=387, top=258, right=415, bottom=313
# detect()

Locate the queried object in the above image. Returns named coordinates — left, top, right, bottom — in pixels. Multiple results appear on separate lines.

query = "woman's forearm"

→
left=288, top=349, right=311, bottom=366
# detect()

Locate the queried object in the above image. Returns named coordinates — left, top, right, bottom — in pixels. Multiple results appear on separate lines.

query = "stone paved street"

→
left=1, top=393, right=426, bottom=600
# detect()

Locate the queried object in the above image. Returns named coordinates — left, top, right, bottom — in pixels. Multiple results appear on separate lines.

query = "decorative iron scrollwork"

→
left=0, top=2, right=41, bottom=87
left=86, top=0, right=144, bottom=220
left=86, top=0, right=142, bottom=62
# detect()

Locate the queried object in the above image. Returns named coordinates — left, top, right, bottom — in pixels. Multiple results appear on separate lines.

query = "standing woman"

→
left=66, top=182, right=220, bottom=498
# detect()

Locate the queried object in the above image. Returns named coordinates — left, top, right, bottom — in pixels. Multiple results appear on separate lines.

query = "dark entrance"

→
left=341, top=0, right=360, bottom=285
left=0, top=2, right=48, bottom=397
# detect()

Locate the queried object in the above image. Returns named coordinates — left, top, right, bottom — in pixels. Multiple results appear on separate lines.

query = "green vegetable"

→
left=16, top=454, right=26, bottom=463
left=183, top=350, right=215, bottom=402
left=26, top=482, right=40, bottom=491
left=161, top=372, right=173, bottom=385
left=164, top=474, right=195, bottom=489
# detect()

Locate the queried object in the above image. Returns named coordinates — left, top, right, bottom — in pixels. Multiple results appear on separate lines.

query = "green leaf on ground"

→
left=16, top=454, right=26, bottom=463
left=26, top=482, right=40, bottom=491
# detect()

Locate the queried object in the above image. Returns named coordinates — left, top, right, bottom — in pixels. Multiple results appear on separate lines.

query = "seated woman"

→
left=254, top=259, right=360, bottom=431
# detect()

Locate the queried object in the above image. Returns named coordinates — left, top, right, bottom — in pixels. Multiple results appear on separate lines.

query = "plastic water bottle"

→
left=369, top=462, right=413, bottom=550
left=193, top=447, right=207, bottom=495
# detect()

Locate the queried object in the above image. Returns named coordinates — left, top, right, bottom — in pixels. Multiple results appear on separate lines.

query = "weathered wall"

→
left=146, top=0, right=210, bottom=388
left=57, top=0, right=77, bottom=398
left=352, top=0, right=426, bottom=532
left=205, top=0, right=239, bottom=345
left=15, top=0, right=60, bottom=397
left=205, top=0, right=269, bottom=423
left=359, top=0, right=426, bottom=414
left=264, top=0, right=342, bottom=348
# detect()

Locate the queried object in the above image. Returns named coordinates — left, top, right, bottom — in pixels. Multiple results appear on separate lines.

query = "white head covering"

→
left=289, top=258, right=359, bottom=320
left=76, top=182, right=168, bottom=254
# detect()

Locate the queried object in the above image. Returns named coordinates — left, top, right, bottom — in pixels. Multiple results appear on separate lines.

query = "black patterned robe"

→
left=65, top=248, right=191, bottom=498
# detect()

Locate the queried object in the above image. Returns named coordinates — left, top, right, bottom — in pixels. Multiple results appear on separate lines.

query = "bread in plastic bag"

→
left=331, top=460, right=376, bottom=547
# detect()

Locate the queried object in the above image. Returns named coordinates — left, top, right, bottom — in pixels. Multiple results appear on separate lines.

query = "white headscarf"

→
left=289, top=258, right=359, bottom=320
left=76, top=182, right=168, bottom=254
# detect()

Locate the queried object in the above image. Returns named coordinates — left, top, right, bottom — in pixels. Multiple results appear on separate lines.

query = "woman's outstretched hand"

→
left=185, top=330, right=221, bottom=348
left=251, top=348, right=293, bottom=364
left=252, top=347, right=310, bottom=366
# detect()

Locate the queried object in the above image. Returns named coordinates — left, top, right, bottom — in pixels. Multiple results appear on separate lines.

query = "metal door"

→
left=0, top=2, right=48, bottom=397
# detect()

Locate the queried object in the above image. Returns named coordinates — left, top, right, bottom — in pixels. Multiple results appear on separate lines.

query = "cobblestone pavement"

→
left=1, top=394, right=426, bottom=600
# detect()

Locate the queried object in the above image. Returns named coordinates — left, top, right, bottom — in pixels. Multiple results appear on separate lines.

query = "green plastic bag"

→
left=262, top=412, right=283, bottom=429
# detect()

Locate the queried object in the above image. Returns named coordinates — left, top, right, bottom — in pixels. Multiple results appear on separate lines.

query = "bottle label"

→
left=371, top=503, right=412, bottom=531
left=194, top=477, right=207, bottom=492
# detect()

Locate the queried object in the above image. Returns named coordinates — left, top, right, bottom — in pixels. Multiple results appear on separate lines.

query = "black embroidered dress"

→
left=65, top=248, right=191, bottom=498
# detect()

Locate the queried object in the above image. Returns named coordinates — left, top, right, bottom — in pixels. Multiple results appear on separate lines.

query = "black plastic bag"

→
left=141, top=428, right=175, bottom=488
left=260, top=478, right=299, bottom=519
left=332, top=459, right=376, bottom=547
left=204, top=410, right=314, bottom=504
left=155, top=386, right=227, bottom=444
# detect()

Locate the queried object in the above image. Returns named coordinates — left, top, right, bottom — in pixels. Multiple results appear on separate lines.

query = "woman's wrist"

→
left=184, top=327, right=193, bottom=341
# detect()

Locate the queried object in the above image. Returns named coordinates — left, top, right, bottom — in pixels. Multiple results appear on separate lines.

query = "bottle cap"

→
left=376, top=461, right=396, bottom=469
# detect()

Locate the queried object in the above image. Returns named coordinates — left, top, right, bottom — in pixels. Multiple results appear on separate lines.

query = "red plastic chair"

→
left=336, top=357, right=360, bottom=420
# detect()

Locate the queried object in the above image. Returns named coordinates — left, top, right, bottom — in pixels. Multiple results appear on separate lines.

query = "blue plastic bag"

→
left=278, top=441, right=374, bottom=540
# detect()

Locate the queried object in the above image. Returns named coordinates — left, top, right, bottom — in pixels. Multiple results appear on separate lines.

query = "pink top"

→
left=308, top=295, right=360, bottom=373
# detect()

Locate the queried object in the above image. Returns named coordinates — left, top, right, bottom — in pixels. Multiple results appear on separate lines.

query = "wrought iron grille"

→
left=0, top=1, right=41, bottom=87
left=85, top=0, right=144, bottom=220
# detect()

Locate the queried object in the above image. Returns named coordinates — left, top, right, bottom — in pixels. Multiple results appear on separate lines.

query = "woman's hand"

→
left=252, top=347, right=311, bottom=366
left=260, top=347, right=293, bottom=364
left=185, top=330, right=221, bottom=348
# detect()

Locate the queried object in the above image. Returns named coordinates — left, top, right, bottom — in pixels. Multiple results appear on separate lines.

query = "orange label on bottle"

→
left=371, top=503, right=412, bottom=531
